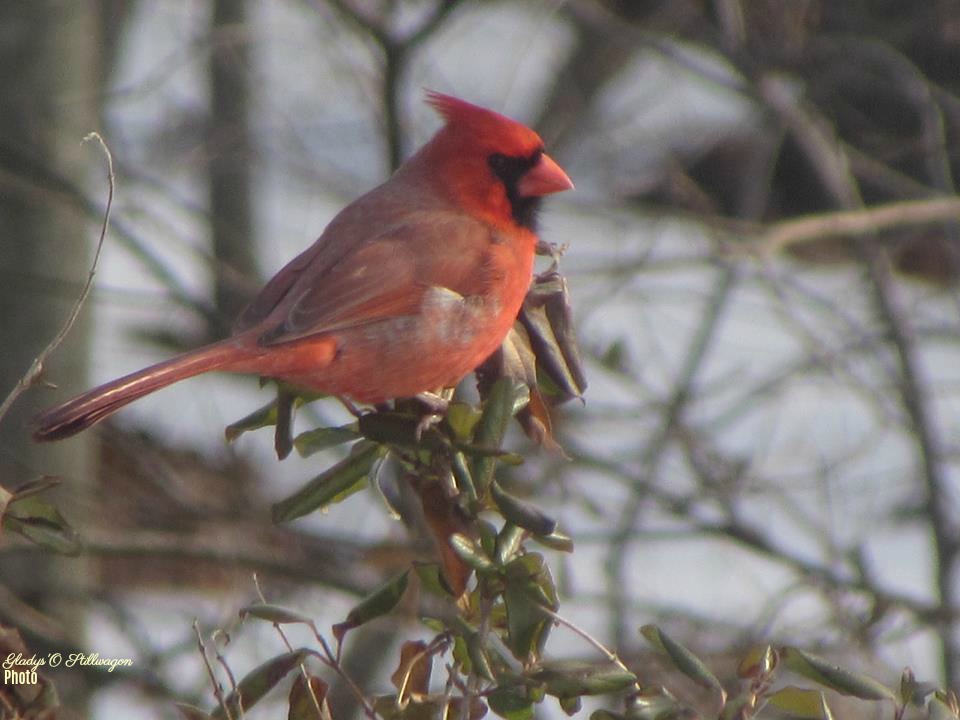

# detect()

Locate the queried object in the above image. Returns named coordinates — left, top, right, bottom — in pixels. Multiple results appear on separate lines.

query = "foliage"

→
left=5, top=1, right=960, bottom=717
left=184, top=378, right=960, bottom=719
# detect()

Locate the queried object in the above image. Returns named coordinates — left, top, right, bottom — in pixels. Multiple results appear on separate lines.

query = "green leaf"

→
left=590, top=708, right=624, bottom=720
left=274, top=388, right=297, bottom=459
left=590, top=711, right=624, bottom=720
left=491, top=481, right=557, bottom=536
left=504, top=579, right=551, bottom=663
left=176, top=703, right=214, bottom=720
left=472, top=378, right=528, bottom=491
left=495, top=523, right=526, bottom=565
left=414, top=562, right=456, bottom=597
left=501, top=553, right=558, bottom=663
left=781, top=647, right=895, bottom=701
left=624, top=686, right=694, bottom=720
left=446, top=402, right=482, bottom=442
left=225, top=399, right=279, bottom=441
left=560, top=696, right=582, bottom=715
left=718, top=691, right=757, bottom=720
left=239, top=603, right=314, bottom=626
left=506, top=553, right=559, bottom=609
left=530, top=530, right=574, bottom=553
left=450, top=533, right=496, bottom=572
left=466, top=631, right=495, bottom=682
left=212, top=648, right=311, bottom=719
left=359, top=412, right=444, bottom=449
left=333, top=570, right=409, bottom=642
left=455, top=443, right=525, bottom=464
left=478, top=521, right=499, bottom=559
left=530, top=661, right=637, bottom=699
left=293, top=424, right=361, bottom=458
left=452, top=634, right=472, bottom=675
left=272, top=442, right=384, bottom=522
left=4, top=494, right=81, bottom=556
left=767, top=687, right=834, bottom=719
left=451, top=450, right=478, bottom=501
left=487, top=686, right=534, bottom=720
left=640, top=625, right=724, bottom=698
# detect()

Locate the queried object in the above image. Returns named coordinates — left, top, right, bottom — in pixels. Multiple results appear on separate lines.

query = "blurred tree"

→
left=207, top=0, right=257, bottom=330
left=5, top=1, right=960, bottom=716
left=0, top=1, right=100, bottom=715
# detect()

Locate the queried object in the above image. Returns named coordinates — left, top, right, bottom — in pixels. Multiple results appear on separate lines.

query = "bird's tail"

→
left=32, top=339, right=244, bottom=442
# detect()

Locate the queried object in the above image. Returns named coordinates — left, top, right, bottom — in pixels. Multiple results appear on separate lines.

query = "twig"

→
left=537, top=604, right=640, bottom=690
left=758, top=78, right=959, bottom=682
left=604, top=266, right=738, bottom=646
left=732, top=197, right=960, bottom=256
left=250, top=574, right=327, bottom=719
left=311, top=630, right=377, bottom=720
left=0, top=132, right=114, bottom=424
left=194, top=620, right=233, bottom=720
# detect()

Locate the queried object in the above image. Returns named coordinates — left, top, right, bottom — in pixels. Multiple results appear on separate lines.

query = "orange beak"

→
left=517, top=152, right=574, bottom=198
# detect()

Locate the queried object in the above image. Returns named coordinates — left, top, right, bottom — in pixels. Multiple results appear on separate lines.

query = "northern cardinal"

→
left=33, top=92, right=573, bottom=442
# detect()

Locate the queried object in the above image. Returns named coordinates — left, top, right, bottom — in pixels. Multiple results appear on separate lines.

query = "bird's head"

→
left=420, top=91, right=573, bottom=230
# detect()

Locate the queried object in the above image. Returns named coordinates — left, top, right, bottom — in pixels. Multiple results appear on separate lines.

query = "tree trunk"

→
left=0, top=1, right=98, bottom=713
left=208, top=0, right=256, bottom=333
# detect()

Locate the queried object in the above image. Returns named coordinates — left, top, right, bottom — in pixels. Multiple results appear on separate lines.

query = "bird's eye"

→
left=488, top=153, right=509, bottom=173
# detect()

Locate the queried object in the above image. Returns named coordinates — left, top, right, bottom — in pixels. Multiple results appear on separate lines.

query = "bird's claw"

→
left=413, top=392, right=450, bottom=441
left=414, top=413, right=443, bottom=441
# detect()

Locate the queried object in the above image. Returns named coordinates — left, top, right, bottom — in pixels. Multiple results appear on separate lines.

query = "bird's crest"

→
left=425, top=90, right=541, bottom=152
left=426, top=91, right=486, bottom=123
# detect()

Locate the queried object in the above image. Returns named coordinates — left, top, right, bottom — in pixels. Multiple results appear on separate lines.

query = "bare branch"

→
left=729, top=197, right=960, bottom=256
left=0, top=132, right=114, bottom=424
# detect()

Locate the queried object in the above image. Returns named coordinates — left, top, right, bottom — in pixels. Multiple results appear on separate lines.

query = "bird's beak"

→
left=517, top=152, right=574, bottom=197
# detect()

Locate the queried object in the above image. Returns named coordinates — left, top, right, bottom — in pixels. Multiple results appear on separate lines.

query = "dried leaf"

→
left=390, top=641, right=432, bottom=697
left=519, top=268, right=587, bottom=402
left=288, top=672, right=330, bottom=720
left=417, top=481, right=474, bottom=596
left=212, top=648, right=311, bottom=719
left=737, top=645, right=777, bottom=679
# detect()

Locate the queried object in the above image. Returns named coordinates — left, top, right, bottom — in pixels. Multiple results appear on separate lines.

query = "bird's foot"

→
left=413, top=391, right=450, bottom=441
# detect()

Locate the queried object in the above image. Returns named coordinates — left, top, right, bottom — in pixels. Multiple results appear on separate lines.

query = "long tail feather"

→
left=32, top=340, right=243, bottom=442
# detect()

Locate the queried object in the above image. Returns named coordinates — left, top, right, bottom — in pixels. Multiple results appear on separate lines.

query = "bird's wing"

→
left=252, top=210, right=494, bottom=346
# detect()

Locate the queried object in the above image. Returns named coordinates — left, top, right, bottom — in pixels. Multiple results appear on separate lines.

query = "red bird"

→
left=33, top=92, right=573, bottom=442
